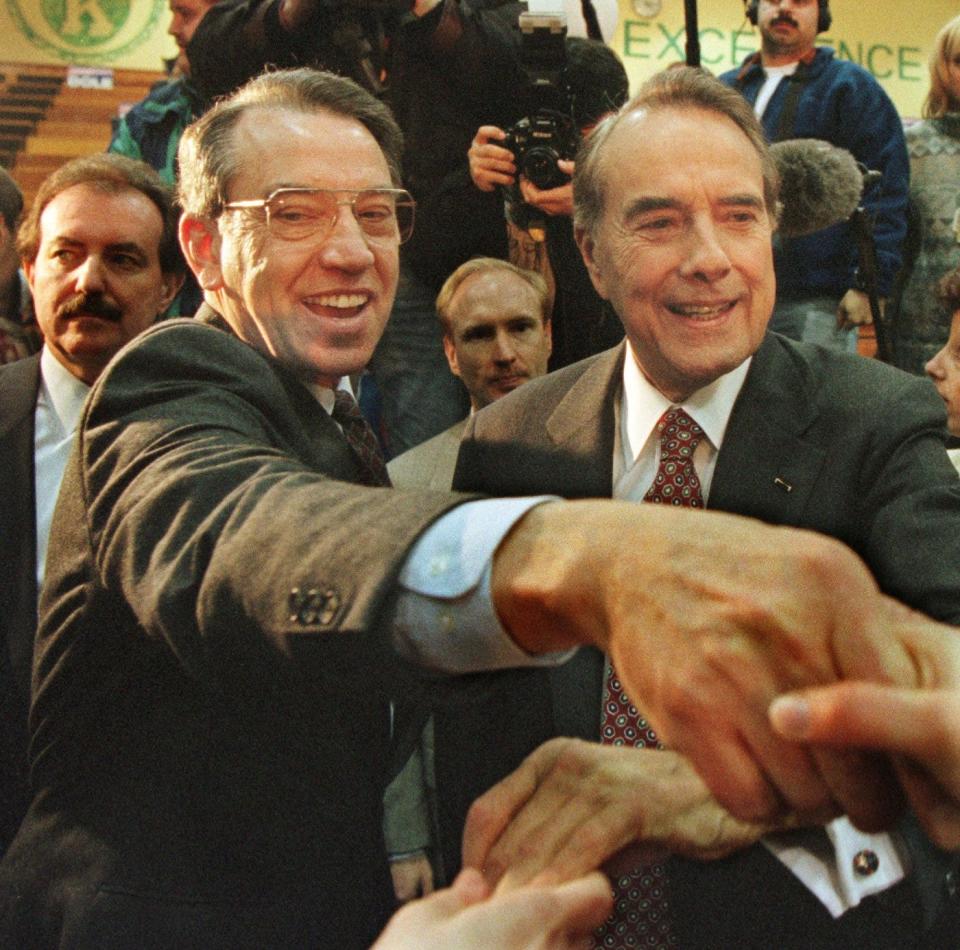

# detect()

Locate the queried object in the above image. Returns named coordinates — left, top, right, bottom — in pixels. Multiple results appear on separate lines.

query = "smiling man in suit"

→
left=448, top=67, right=960, bottom=950
left=0, top=154, right=181, bottom=857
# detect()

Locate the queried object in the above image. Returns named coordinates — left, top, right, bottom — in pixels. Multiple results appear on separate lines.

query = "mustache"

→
left=772, top=15, right=798, bottom=27
left=56, top=293, right=123, bottom=323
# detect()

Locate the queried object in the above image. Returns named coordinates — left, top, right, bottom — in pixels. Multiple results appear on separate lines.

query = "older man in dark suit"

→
left=3, top=66, right=957, bottom=950
left=445, top=67, right=960, bottom=950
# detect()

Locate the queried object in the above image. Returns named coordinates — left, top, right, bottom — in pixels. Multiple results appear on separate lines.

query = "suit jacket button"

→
left=852, top=849, right=879, bottom=877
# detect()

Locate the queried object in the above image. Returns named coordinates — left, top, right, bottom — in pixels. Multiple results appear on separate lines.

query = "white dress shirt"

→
left=34, top=347, right=90, bottom=589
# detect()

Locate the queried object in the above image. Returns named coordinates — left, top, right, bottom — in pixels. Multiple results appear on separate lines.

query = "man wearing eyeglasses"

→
left=5, top=66, right=959, bottom=950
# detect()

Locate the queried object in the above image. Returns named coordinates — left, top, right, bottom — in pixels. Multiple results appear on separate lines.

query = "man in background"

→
left=0, top=168, right=38, bottom=364
left=108, top=0, right=218, bottom=316
left=721, top=0, right=908, bottom=352
left=389, top=257, right=552, bottom=490
left=0, top=153, right=181, bottom=856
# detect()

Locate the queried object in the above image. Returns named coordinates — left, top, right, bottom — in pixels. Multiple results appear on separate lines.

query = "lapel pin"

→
left=773, top=477, right=793, bottom=493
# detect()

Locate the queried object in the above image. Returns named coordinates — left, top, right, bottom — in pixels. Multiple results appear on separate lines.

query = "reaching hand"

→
left=492, top=501, right=939, bottom=829
left=770, top=612, right=960, bottom=850
left=371, top=867, right=612, bottom=950
left=462, top=738, right=774, bottom=890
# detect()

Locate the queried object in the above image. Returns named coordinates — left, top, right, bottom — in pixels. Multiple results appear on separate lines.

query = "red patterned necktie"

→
left=332, top=389, right=391, bottom=487
left=593, top=407, right=705, bottom=950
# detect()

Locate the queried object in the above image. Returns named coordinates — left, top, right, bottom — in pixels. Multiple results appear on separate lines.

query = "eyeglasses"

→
left=222, top=188, right=415, bottom=245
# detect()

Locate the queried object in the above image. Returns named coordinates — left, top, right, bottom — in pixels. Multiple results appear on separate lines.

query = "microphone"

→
left=770, top=138, right=864, bottom=238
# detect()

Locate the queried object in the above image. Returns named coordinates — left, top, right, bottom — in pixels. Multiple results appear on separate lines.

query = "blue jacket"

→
left=720, top=48, right=909, bottom=299
left=108, top=77, right=201, bottom=186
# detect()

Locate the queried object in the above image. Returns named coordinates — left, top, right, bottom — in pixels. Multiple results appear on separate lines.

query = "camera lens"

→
left=523, top=147, right=565, bottom=190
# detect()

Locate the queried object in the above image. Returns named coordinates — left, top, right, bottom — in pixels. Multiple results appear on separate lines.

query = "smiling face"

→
left=25, top=183, right=177, bottom=384
left=758, top=0, right=820, bottom=62
left=184, top=107, right=399, bottom=389
left=443, top=269, right=552, bottom=410
left=925, top=309, right=960, bottom=436
left=576, top=106, right=776, bottom=402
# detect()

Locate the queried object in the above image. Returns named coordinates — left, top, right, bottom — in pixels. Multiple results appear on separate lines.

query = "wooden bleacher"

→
left=0, top=62, right=164, bottom=209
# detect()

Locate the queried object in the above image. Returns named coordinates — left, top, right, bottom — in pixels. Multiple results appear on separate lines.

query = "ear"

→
left=543, top=318, right=553, bottom=356
left=158, top=271, right=185, bottom=315
left=442, top=333, right=461, bottom=379
left=22, top=257, right=35, bottom=291
left=180, top=214, right=224, bottom=292
left=575, top=225, right=610, bottom=301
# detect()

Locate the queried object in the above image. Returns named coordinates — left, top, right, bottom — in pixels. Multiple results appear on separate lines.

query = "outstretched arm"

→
left=490, top=501, right=954, bottom=829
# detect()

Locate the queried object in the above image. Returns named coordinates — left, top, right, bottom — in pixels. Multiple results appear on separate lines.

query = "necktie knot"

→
left=332, top=390, right=390, bottom=487
left=644, top=406, right=704, bottom=508
left=656, top=406, right=704, bottom=460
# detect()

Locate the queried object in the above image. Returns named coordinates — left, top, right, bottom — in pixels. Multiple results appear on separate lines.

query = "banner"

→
left=0, top=1, right=956, bottom=117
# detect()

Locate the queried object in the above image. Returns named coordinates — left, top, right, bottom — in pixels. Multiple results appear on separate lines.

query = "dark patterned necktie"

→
left=332, top=389, right=390, bottom=487
left=593, top=407, right=705, bottom=950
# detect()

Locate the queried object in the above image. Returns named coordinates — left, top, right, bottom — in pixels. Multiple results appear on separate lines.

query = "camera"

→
left=503, top=111, right=580, bottom=191
left=502, top=13, right=580, bottom=192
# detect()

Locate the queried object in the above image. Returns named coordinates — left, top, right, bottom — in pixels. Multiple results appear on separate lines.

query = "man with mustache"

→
left=0, top=153, right=182, bottom=856
left=721, top=0, right=909, bottom=354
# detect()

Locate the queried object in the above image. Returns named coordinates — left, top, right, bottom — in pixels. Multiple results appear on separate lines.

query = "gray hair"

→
left=573, top=66, right=780, bottom=238
left=178, top=68, right=404, bottom=220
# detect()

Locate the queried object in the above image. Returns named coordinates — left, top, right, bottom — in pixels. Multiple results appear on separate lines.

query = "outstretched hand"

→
left=371, top=867, right=612, bottom=950
left=462, top=738, right=775, bottom=890
left=492, top=501, right=938, bottom=829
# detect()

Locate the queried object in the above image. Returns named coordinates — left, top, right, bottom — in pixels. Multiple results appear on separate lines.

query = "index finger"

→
left=462, top=741, right=548, bottom=876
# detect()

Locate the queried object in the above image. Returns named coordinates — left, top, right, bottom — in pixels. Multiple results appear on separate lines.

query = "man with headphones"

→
left=721, top=0, right=909, bottom=354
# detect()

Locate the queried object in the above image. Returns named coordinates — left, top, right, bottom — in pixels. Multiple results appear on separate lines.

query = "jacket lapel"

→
left=0, top=354, right=41, bottom=698
left=543, top=344, right=625, bottom=499
left=710, top=334, right=826, bottom=523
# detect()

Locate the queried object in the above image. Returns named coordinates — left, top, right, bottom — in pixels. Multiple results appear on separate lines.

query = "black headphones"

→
left=745, top=1, right=832, bottom=34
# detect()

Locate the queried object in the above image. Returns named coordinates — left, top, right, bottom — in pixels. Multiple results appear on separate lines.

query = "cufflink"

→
left=852, top=849, right=879, bottom=877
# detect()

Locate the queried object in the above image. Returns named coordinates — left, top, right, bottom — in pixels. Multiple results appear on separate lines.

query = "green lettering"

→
left=837, top=40, right=863, bottom=66
left=867, top=44, right=893, bottom=79
left=623, top=20, right=652, bottom=60
left=698, top=27, right=724, bottom=66
left=898, top=46, right=922, bottom=82
left=730, top=28, right=756, bottom=65
left=657, top=23, right=685, bottom=61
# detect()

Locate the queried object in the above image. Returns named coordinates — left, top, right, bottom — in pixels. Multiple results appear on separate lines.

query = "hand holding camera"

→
left=468, top=126, right=517, bottom=193
left=518, top=160, right=575, bottom=217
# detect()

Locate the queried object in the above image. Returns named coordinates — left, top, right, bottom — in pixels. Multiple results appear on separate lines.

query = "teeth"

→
left=313, top=294, right=368, bottom=309
left=671, top=303, right=730, bottom=317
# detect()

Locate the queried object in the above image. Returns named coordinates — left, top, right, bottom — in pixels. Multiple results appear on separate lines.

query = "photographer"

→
left=422, top=37, right=627, bottom=369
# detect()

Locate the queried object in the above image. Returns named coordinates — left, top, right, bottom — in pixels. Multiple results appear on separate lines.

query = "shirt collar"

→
left=39, top=345, right=90, bottom=436
left=620, top=340, right=752, bottom=466
left=305, top=376, right=355, bottom=415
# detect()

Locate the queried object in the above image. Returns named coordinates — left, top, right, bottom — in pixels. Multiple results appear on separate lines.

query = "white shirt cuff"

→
left=393, top=497, right=576, bottom=672
left=762, top=819, right=906, bottom=917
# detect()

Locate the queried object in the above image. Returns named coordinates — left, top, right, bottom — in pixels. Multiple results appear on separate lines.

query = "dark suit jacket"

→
left=444, top=334, right=960, bottom=949
left=0, top=311, right=470, bottom=949
left=0, top=355, right=40, bottom=857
